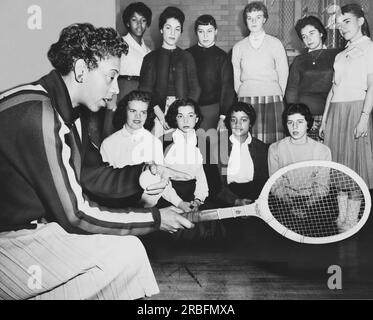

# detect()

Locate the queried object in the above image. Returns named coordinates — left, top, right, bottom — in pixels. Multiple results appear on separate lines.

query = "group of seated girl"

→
left=99, top=89, right=331, bottom=216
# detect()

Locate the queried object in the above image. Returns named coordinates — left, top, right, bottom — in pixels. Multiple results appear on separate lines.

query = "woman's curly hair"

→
left=224, top=101, right=256, bottom=133
left=165, top=99, right=203, bottom=129
left=48, top=23, right=128, bottom=75
left=113, top=90, right=155, bottom=131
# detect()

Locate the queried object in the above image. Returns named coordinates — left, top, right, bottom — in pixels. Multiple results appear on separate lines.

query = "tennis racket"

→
left=183, top=161, right=371, bottom=244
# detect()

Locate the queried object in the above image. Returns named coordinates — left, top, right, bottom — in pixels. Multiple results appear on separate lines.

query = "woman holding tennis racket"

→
left=319, top=4, right=373, bottom=190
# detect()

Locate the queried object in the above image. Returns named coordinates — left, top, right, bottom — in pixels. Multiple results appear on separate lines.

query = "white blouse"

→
left=164, top=129, right=209, bottom=201
left=227, top=134, right=254, bottom=184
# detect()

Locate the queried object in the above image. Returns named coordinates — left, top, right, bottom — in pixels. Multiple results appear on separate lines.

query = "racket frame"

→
left=213, top=161, right=371, bottom=244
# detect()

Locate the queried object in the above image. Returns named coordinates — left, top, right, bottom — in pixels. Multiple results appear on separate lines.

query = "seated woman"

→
left=161, top=99, right=208, bottom=212
left=100, top=90, right=188, bottom=212
left=268, top=103, right=335, bottom=237
left=215, top=102, right=269, bottom=207
left=268, top=103, right=331, bottom=176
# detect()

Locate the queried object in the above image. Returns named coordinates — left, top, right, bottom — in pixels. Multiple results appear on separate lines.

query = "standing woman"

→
left=286, top=16, right=341, bottom=141
left=101, top=2, right=152, bottom=140
left=232, top=1, right=289, bottom=144
left=139, top=6, right=200, bottom=138
left=320, top=4, right=373, bottom=189
left=187, top=14, right=235, bottom=132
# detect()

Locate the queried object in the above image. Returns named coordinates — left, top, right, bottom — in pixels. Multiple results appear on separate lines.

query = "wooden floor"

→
left=141, top=215, right=373, bottom=300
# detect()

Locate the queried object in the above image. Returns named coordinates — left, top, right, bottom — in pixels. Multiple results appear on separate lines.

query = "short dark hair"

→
left=243, top=1, right=268, bottom=27
left=295, top=16, right=327, bottom=44
left=159, top=6, right=185, bottom=32
left=165, top=99, right=203, bottom=129
left=48, top=23, right=128, bottom=76
left=122, top=2, right=152, bottom=28
left=225, top=102, right=257, bottom=132
left=282, top=103, right=314, bottom=135
left=113, top=90, right=154, bottom=131
left=341, top=3, right=370, bottom=37
left=194, top=14, right=217, bottom=33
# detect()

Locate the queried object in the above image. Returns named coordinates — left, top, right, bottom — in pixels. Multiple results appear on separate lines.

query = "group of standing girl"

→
left=98, top=1, right=373, bottom=218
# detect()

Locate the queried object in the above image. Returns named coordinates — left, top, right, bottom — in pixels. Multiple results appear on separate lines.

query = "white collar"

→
left=346, top=35, right=369, bottom=48
left=229, top=133, right=252, bottom=146
left=197, top=42, right=215, bottom=49
left=121, top=126, right=147, bottom=138
left=124, top=33, right=146, bottom=49
left=172, top=128, right=197, bottom=145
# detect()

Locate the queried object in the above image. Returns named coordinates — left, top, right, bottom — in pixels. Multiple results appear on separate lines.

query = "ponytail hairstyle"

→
left=341, top=3, right=370, bottom=37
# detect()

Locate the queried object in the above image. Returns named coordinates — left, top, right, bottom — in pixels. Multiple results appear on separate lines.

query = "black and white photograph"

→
left=1, top=0, right=373, bottom=304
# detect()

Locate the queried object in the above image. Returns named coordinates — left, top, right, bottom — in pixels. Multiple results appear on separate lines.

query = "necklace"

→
left=311, top=49, right=323, bottom=65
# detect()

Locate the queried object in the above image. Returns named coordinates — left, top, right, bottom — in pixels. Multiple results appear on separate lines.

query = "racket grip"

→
left=183, top=206, right=250, bottom=222
left=183, top=210, right=219, bottom=222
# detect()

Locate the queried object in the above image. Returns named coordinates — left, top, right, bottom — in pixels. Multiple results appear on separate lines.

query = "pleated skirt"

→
left=324, top=100, right=373, bottom=189
left=0, top=223, right=159, bottom=300
left=238, top=95, right=285, bottom=144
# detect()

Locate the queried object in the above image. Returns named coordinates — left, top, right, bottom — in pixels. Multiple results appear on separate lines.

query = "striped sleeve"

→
left=34, top=99, right=160, bottom=235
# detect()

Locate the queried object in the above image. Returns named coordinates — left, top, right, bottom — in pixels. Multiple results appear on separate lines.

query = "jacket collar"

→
left=38, top=70, right=81, bottom=125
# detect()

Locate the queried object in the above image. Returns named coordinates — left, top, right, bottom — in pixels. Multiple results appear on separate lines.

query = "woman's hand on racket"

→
left=190, top=199, right=203, bottom=212
left=178, top=201, right=192, bottom=213
left=159, top=206, right=194, bottom=233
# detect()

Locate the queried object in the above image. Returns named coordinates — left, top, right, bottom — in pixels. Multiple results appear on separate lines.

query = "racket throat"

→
left=217, top=203, right=258, bottom=220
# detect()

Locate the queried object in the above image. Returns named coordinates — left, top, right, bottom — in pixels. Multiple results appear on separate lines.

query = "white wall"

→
left=0, top=0, right=116, bottom=91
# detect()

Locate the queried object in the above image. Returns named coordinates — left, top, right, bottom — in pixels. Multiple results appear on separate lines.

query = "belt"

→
left=119, top=75, right=140, bottom=81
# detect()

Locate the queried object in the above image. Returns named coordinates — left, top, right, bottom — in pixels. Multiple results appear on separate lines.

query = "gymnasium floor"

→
left=141, top=213, right=373, bottom=300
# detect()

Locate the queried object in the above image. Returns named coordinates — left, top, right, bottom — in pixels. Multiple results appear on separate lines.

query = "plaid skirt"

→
left=238, top=96, right=285, bottom=144
left=0, top=223, right=159, bottom=300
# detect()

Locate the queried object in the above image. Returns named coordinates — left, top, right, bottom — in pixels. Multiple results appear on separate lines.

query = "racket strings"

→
left=269, top=167, right=365, bottom=238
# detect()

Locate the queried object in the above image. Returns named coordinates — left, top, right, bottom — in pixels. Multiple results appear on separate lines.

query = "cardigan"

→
left=139, top=47, right=201, bottom=111
left=0, top=70, right=160, bottom=234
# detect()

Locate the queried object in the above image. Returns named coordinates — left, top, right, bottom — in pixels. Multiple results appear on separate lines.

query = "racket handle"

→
left=183, top=210, right=219, bottom=222
left=183, top=206, right=251, bottom=223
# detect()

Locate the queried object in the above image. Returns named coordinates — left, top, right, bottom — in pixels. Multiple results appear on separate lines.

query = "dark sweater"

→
left=187, top=44, right=236, bottom=114
left=0, top=70, right=160, bottom=234
left=285, top=48, right=341, bottom=115
left=139, top=47, right=201, bottom=111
